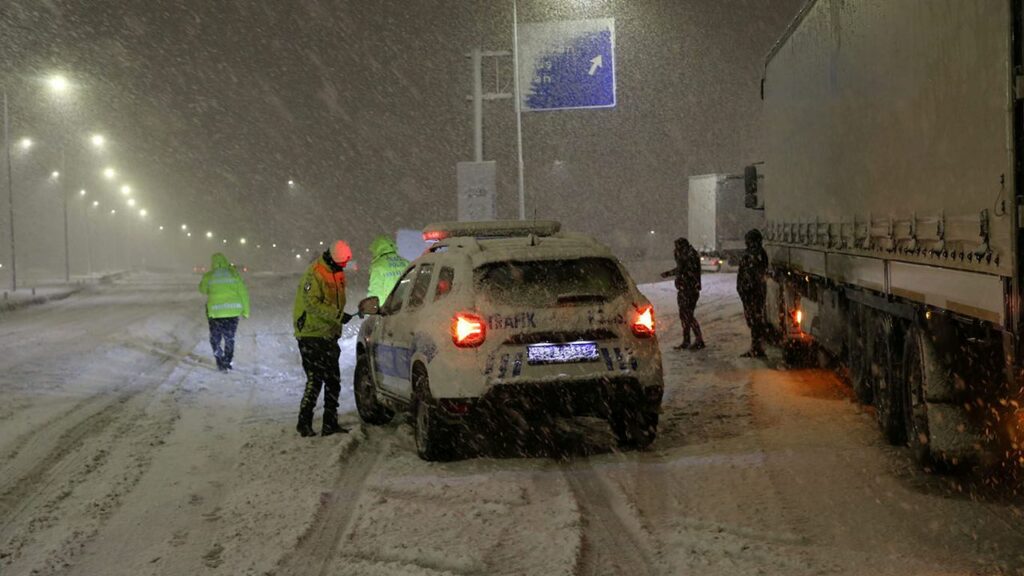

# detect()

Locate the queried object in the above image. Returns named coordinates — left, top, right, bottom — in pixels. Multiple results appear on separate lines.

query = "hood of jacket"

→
left=369, top=235, right=398, bottom=261
left=211, top=252, right=231, bottom=269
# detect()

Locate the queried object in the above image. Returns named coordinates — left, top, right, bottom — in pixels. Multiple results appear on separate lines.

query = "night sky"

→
left=0, top=0, right=801, bottom=276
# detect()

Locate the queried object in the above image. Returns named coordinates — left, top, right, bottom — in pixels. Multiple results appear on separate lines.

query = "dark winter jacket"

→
left=737, top=244, right=769, bottom=303
left=661, top=242, right=701, bottom=297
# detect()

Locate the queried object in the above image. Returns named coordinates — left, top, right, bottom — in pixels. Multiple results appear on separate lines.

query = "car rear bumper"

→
left=439, top=376, right=663, bottom=423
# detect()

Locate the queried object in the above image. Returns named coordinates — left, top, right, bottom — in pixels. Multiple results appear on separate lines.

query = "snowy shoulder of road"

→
left=1, top=272, right=1023, bottom=576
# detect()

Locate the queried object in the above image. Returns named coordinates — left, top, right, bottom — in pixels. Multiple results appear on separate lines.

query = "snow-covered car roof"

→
left=429, top=233, right=616, bottom=268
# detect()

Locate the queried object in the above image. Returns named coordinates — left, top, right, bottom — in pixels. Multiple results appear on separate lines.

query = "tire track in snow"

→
left=562, top=461, right=660, bottom=576
left=0, top=336, right=197, bottom=551
left=276, top=432, right=379, bottom=576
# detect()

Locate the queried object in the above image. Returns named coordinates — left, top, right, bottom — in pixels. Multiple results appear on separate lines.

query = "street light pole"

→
left=60, top=144, right=70, bottom=282
left=512, top=0, right=527, bottom=220
left=3, top=90, right=16, bottom=291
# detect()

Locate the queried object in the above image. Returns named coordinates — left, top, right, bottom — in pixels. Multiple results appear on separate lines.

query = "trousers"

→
left=208, top=317, right=239, bottom=368
left=297, top=337, right=341, bottom=425
left=677, top=290, right=703, bottom=344
left=741, top=292, right=768, bottom=353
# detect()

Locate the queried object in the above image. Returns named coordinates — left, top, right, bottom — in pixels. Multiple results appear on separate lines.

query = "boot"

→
left=690, top=340, right=706, bottom=351
left=321, top=413, right=348, bottom=437
left=296, top=413, right=316, bottom=437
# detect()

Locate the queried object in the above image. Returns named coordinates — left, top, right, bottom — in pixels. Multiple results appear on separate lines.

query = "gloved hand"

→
left=341, top=312, right=353, bottom=325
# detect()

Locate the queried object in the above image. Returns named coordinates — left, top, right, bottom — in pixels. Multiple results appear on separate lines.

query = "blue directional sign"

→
left=518, top=18, right=616, bottom=112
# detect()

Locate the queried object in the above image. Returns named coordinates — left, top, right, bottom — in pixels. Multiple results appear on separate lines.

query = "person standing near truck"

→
left=661, top=237, right=706, bottom=350
left=198, top=252, right=250, bottom=371
left=737, top=229, right=769, bottom=358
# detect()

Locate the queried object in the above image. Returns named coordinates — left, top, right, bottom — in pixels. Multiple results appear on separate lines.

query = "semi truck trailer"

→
left=755, top=0, right=1024, bottom=467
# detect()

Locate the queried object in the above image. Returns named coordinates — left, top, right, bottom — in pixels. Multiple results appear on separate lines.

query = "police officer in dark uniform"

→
left=737, top=229, right=769, bottom=358
left=661, top=237, right=705, bottom=350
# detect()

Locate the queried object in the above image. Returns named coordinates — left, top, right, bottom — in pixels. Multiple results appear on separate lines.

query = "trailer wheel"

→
left=869, top=314, right=906, bottom=445
left=846, top=304, right=872, bottom=404
left=902, top=329, right=933, bottom=463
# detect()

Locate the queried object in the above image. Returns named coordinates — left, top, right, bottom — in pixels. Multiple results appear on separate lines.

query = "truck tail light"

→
left=452, top=312, right=486, bottom=347
left=632, top=305, right=656, bottom=338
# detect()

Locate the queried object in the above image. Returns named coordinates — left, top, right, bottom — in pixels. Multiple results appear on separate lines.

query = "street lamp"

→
left=120, top=184, right=131, bottom=195
left=3, top=90, right=15, bottom=289
left=139, top=209, right=147, bottom=217
left=92, top=200, right=99, bottom=207
left=47, top=75, right=70, bottom=93
left=127, top=198, right=136, bottom=207
left=240, top=238, right=247, bottom=245
left=103, top=167, right=116, bottom=180
left=90, top=134, right=105, bottom=148
left=51, top=170, right=60, bottom=179
left=79, top=189, right=86, bottom=196
left=18, top=138, right=32, bottom=150
left=206, top=231, right=213, bottom=239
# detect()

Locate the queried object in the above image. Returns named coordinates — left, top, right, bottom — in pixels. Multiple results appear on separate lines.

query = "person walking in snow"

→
left=661, top=237, right=705, bottom=350
left=737, top=229, right=769, bottom=358
left=367, top=234, right=410, bottom=303
left=198, top=252, right=250, bottom=371
left=292, top=240, right=354, bottom=437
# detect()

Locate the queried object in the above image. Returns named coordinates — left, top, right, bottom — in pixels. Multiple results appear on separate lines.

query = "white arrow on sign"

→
left=588, top=55, right=603, bottom=76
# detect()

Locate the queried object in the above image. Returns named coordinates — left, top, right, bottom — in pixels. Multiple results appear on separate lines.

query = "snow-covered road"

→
left=2, top=272, right=1023, bottom=575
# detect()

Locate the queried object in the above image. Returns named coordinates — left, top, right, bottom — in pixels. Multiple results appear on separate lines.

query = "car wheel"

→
left=354, top=355, right=393, bottom=425
left=610, top=399, right=658, bottom=450
left=412, top=369, right=455, bottom=461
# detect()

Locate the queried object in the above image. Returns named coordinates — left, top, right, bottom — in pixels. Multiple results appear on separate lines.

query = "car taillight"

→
left=452, top=312, right=486, bottom=347
left=632, top=305, right=655, bottom=338
left=792, top=309, right=803, bottom=328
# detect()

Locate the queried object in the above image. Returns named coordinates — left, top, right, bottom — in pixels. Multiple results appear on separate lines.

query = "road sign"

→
left=518, top=18, right=616, bottom=112
left=456, top=161, right=497, bottom=221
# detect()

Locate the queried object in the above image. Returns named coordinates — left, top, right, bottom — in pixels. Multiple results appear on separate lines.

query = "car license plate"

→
left=527, top=342, right=600, bottom=365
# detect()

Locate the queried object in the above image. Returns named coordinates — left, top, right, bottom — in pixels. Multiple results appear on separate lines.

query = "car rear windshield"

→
left=474, top=258, right=629, bottom=306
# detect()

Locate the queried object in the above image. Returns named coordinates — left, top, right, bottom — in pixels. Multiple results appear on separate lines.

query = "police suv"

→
left=354, top=221, right=665, bottom=460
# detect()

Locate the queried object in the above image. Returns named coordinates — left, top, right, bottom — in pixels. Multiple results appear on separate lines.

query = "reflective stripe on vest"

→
left=210, top=302, right=243, bottom=310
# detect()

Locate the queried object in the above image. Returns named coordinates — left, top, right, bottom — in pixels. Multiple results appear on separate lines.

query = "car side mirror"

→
left=358, top=296, right=380, bottom=317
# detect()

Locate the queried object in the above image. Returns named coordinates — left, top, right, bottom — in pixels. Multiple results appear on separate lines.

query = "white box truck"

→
left=688, top=173, right=765, bottom=270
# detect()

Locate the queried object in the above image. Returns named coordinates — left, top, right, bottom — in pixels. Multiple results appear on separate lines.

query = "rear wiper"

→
left=556, top=293, right=607, bottom=305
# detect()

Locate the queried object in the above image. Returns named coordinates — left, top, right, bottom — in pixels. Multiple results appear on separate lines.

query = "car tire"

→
left=354, top=355, right=393, bottom=425
left=610, top=401, right=658, bottom=450
left=412, top=369, right=455, bottom=462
